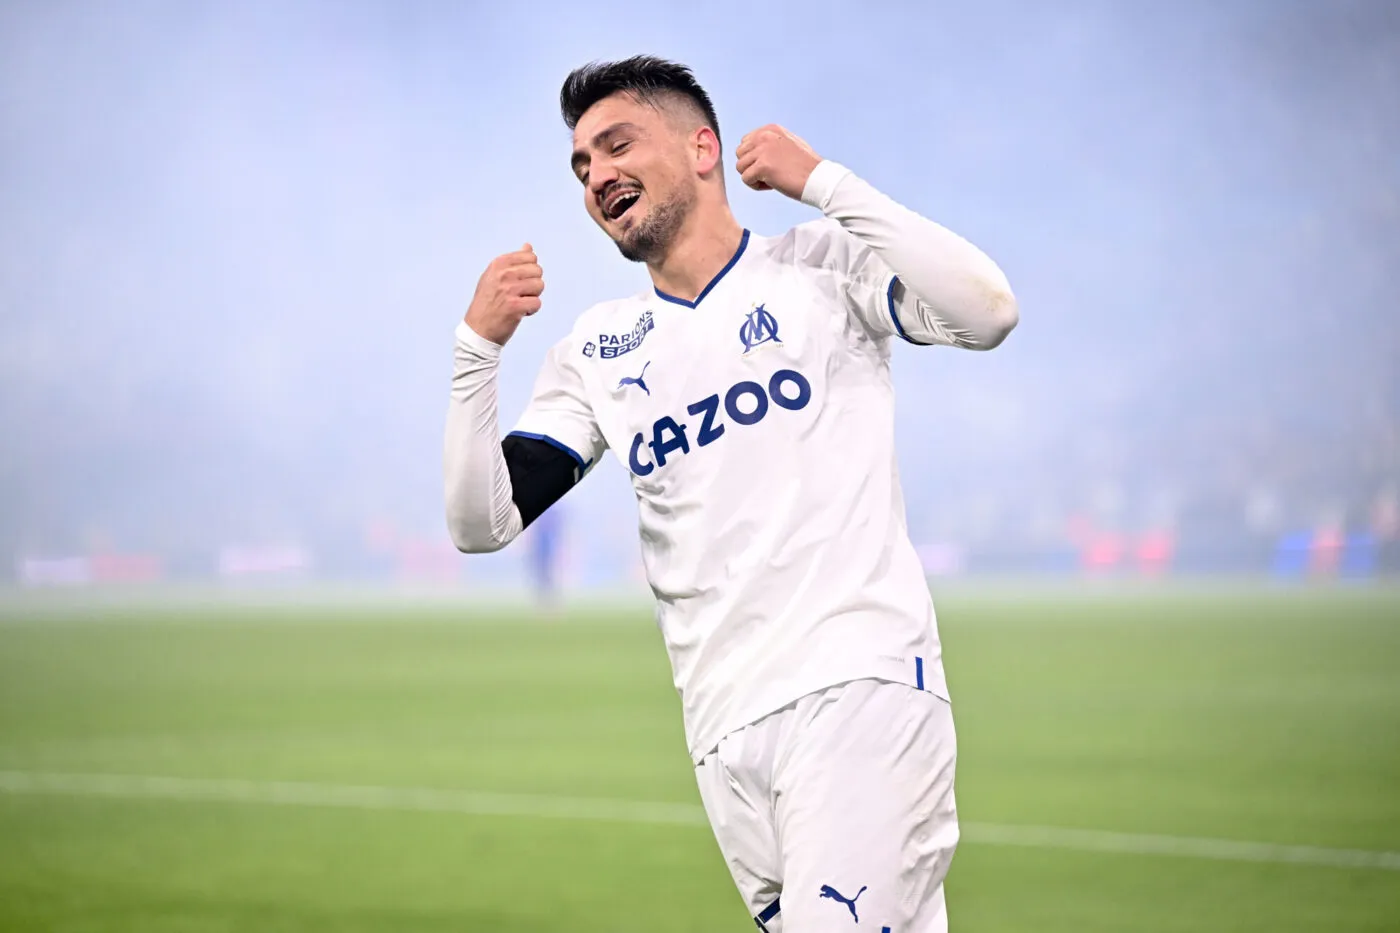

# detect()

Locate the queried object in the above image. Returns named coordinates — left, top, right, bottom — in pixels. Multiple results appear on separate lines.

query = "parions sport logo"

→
left=591, top=311, right=655, bottom=360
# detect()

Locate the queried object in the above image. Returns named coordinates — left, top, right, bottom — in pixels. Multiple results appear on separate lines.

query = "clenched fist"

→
left=463, top=244, right=545, bottom=346
left=734, top=125, right=823, bottom=200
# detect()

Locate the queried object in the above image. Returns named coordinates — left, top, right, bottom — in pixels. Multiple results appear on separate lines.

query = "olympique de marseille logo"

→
left=739, top=304, right=780, bottom=353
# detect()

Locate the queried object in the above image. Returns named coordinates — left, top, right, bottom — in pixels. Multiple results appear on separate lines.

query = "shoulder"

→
left=554, top=290, right=652, bottom=363
left=751, top=219, right=864, bottom=277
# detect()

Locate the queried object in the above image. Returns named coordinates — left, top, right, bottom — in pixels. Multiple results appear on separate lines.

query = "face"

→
left=570, top=92, right=699, bottom=265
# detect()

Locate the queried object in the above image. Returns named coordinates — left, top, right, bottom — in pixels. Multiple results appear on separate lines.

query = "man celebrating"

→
left=444, top=56, right=1017, bottom=932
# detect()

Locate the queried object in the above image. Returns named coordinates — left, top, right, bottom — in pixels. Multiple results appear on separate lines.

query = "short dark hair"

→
left=560, top=56, right=721, bottom=148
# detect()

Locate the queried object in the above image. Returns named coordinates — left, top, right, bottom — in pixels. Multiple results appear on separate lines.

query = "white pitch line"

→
left=962, top=821, right=1400, bottom=872
left=2, top=771, right=1397, bottom=873
left=0, top=771, right=708, bottom=827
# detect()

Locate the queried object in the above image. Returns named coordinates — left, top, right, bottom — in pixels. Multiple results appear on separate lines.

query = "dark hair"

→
left=560, top=56, right=721, bottom=148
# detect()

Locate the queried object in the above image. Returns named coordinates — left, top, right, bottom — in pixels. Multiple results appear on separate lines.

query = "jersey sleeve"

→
left=798, top=161, right=1017, bottom=350
left=509, top=332, right=607, bottom=477
left=794, top=218, right=908, bottom=345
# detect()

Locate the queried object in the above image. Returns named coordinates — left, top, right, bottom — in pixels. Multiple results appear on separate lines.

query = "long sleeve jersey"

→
left=444, top=161, right=1017, bottom=761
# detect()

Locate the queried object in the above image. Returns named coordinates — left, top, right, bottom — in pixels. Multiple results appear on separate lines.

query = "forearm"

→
left=444, top=323, right=524, bottom=553
left=802, top=161, right=1018, bottom=349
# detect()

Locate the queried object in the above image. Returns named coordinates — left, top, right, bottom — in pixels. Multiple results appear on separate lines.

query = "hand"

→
left=735, top=125, right=823, bottom=200
left=463, top=244, right=544, bottom=346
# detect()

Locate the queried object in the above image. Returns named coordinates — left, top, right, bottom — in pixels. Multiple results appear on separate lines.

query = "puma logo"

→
left=617, top=360, right=651, bottom=396
left=819, top=884, right=867, bottom=923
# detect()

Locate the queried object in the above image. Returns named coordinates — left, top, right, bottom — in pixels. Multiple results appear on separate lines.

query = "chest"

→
left=580, top=268, right=862, bottom=479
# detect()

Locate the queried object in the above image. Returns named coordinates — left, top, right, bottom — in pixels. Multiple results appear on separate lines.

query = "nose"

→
left=588, top=158, right=620, bottom=199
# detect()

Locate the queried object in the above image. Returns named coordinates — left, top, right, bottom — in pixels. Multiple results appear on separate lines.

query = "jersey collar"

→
left=653, top=229, right=750, bottom=309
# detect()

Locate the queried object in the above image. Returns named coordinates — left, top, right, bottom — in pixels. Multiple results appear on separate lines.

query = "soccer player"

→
left=444, top=56, right=1017, bottom=932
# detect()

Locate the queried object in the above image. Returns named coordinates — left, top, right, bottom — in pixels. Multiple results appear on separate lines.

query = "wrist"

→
left=455, top=320, right=504, bottom=358
left=800, top=160, right=853, bottom=211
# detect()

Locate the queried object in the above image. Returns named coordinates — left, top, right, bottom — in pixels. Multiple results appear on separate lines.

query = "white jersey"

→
left=446, top=161, right=1017, bottom=763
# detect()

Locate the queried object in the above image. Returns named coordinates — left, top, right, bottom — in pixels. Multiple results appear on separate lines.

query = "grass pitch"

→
left=0, top=586, right=1397, bottom=931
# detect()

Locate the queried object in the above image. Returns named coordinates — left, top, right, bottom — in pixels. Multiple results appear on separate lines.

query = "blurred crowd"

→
left=903, top=350, right=1399, bottom=579
left=3, top=1, right=1397, bottom=590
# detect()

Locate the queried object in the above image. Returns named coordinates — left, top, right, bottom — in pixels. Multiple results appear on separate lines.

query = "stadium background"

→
left=1, top=1, right=1397, bottom=931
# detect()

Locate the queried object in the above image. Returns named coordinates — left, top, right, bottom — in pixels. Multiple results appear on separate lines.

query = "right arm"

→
left=444, top=325, right=593, bottom=553
left=443, top=245, right=603, bottom=553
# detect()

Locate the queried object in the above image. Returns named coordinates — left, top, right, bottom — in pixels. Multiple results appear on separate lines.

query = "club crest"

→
left=739, top=304, right=780, bottom=353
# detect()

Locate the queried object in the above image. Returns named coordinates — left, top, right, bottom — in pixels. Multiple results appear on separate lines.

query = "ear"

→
left=692, top=126, right=721, bottom=177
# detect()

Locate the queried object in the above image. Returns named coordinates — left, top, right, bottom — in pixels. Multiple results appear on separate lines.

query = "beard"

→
left=615, top=184, right=694, bottom=264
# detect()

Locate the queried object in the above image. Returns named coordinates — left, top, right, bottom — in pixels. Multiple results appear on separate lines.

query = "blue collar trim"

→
left=653, top=229, right=750, bottom=309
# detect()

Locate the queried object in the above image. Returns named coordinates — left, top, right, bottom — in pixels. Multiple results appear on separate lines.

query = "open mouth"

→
left=603, top=187, right=641, bottom=222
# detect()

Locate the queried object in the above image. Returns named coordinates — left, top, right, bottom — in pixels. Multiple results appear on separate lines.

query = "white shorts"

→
left=694, top=678, right=959, bottom=933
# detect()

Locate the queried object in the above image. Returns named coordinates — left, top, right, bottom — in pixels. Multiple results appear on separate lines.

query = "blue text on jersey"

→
left=598, top=311, right=655, bottom=359
left=628, top=368, right=812, bottom=476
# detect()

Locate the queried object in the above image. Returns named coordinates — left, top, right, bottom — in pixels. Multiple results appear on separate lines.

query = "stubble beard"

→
left=615, top=184, right=695, bottom=265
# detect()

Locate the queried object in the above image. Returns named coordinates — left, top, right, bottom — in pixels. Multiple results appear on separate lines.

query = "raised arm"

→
left=736, top=126, right=1018, bottom=350
left=443, top=247, right=602, bottom=553
left=802, top=162, right=1017, bottom=349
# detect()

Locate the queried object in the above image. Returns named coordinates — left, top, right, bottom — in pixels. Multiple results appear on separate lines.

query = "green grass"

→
left=1, top=587, right=1398, bottom=931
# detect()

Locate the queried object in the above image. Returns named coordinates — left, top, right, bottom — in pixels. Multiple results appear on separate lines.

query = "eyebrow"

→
left=570, top=121, right=641, bottom=177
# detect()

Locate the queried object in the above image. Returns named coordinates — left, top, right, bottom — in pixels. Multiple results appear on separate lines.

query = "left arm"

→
left=802, top=161, right=1017, bottom=349
left=736, top=126, right=1018, bottom=350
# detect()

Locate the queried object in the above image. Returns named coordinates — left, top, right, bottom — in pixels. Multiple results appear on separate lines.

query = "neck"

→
left=648, top=202, right=744, bottom=303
